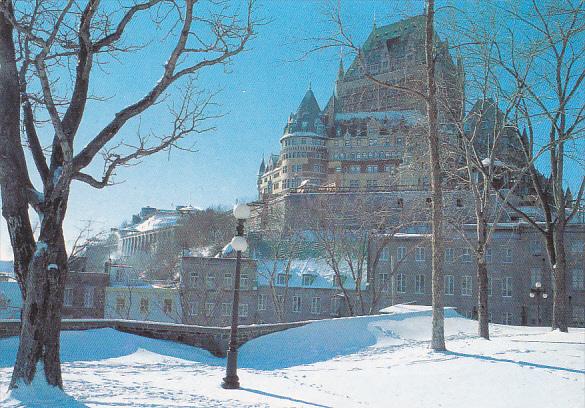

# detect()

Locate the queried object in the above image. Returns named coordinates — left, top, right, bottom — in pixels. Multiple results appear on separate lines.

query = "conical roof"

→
left=296, top=87, right=321, bottom=117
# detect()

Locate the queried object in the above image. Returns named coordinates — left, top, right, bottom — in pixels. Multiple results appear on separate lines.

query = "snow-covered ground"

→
left=1, top=306, right=583, bottom=407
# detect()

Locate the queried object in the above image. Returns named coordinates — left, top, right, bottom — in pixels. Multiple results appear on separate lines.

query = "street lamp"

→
left=222, top=203, right=251, bottom=390
left=529, top=281, right=548, bottom=325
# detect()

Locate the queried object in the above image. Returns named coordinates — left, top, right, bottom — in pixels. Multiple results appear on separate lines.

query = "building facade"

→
left=62, top=271, right=110, bottom=319
left=369, top=222, right=585, bottom=327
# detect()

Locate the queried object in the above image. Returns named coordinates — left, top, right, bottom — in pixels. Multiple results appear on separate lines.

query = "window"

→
left=205, top=302, right=215, bottom=317
left=276, top=295, right=284, bottom=307
left=163, top=299, right=172, bottom=313
left=277, top=273, right=289, bottom=285
left=504, top=248, right=513, bottom=263
left=461, top=248, right=472, bottom=263
left=189, top=271, right=199, bottom=286
left=311, top=297, right=321, bottom=314
left=239, top=304, right=249, bottom=317
left=116, top=297, right=125, bottom=314
left=206, top=273, right=215, bottom=289
left=302, top=274, right=315, bottom=286
left=349, top=180, right=360, bottom=188
left=292, top=164, right=302, bottom=173
left=461, top=276, right=473, bottom=296
left=530, top=268, right=542, bottom=288
left=397, top=198, right=404, bottom=208
left=426, top=198, right=432, bottom=207
left=456, top=198, right=464, bottom=208
left=379, top=273, right=389, bottom=292
left=397, top=247, right=406, bottom=261
left=415, top=275, right=425, bottom=294
left=292, top=296, right=302, bottom=313
left=140, top=297, right=149, bottom=314
left=572, top=269, right=584, bottom=290
left=485, top=248, right=492, bottom=264
left=502, top=312, right=513, bottom=325
left=189, top=301, right=198, bottom=316
left=502, top=277, right=513, bottom=297
left=240, top=273, right=249, bottom=289
left=445, top=248, right=454, bottom=263
left=221, top=302, right=232, bottom=316
left=415, top=247, right=425, bottom=262
left=367, top=165, right=378, bottom=173
left=366, top=180, right=377, bottom=189
left=572, top=306, right=585, bottom=326
left=258, top=294, right=267, bottom=311
left=350, top=165, right=360, bottom=174
left=445, top=275, right=454, bottom=295
left=396, top=274, right=406, bottom=293
left=224, top=272, right=233, bottom=288
left=64, top=287, right=73, bottom=307
left=380, top=247, right=390, bottom=261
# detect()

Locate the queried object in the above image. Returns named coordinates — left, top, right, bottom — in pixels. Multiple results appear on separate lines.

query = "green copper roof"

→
left=362, top=14, right=425, bottom=52
left=296, top=88, right=321, bottom=117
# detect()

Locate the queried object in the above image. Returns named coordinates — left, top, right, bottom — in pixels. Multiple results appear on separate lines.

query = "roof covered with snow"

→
left=255, top=258, right=367, bottom=290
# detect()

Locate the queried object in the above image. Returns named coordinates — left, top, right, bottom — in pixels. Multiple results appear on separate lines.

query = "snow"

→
left=52, top=166, right=63, bottom=186
left=3, top=362, right=84, bottom=408
left=1, top=306, right=583, bottom=407
left=34, top=241, right=48, bottom=257
left=335, top=110, right=423, bottom=126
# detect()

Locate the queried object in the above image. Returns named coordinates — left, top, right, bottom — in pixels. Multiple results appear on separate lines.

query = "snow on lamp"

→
left=230, top=236, right=248, bottom=252
left=233, top=203, right=251, bottom=220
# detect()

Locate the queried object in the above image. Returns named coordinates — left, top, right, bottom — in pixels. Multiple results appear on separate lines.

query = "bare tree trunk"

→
left=476, top=216, right=489, bottom=339
left=0, top=5, right=36, bottom=300
left=10, top=197, right=70, bottom=389
left=425, top=0, right=446, bottom=351
left=551, top=225, right=568, bottom=331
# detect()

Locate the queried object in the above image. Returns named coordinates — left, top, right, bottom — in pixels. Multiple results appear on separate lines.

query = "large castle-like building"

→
left=257, top=15, right=527, bottom=199
left=258, top=16, right=464, bottom=197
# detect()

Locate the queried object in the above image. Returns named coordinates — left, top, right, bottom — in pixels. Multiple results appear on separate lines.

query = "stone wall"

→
left=0, top=318, right=310, bottom=357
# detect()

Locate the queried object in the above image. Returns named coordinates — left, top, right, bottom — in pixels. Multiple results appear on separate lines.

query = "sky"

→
left=0, top=0, right=582, bottom=260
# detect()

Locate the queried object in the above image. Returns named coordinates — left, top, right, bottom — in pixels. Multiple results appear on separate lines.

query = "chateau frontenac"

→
left=257, top=16, right=465, bottom=198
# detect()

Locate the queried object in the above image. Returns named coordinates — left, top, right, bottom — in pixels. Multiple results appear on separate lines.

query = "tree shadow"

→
left=240, top=387, right=332, bottom=407
left=443, top=350, right=585, bottom=375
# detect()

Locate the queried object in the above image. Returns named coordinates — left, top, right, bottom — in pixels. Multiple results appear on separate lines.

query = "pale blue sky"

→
left=0, top=0, right=582, bottom=259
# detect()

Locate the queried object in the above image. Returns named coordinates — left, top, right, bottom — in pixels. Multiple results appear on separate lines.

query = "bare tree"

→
left=313, top=0, right=456, bottom=350
left=485, top=0, right=585, bottom=332
left=0, top=0, right=257, bottom=389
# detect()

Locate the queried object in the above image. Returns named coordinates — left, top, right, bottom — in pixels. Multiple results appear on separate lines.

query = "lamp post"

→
left=222, top=203, right=251, bottom=390
left=529, top=281, right=548, bottom=325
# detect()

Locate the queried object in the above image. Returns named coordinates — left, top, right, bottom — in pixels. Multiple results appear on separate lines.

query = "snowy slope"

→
left=1, top=306, right=583, bottom=407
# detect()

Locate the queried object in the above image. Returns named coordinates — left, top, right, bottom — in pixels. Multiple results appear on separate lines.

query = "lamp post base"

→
left=221, top=350, right=240, bottom=389
left=221, top=375, right=240, bottom=389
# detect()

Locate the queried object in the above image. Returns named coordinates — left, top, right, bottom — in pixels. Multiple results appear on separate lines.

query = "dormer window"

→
left=302, top=274, right=315, bottom=286
left=277, top=273, right=289, bottom=285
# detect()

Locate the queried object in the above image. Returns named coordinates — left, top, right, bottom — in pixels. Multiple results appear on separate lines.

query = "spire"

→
left=258, top=156, right=266, bottom=176
left=373, top=11, right=377, bottom=30
left=336, top=56, right=345, bottom=96
left=565, top=187, right=573, bottom=206
left=308, top=81, right=312, bottom=91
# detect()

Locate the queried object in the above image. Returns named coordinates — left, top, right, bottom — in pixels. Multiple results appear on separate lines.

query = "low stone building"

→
left=180, top=257, right=359, bottom=326
left=369, top=222, right=585, bottom=327
left=62, top=271, right=109, bottom=319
